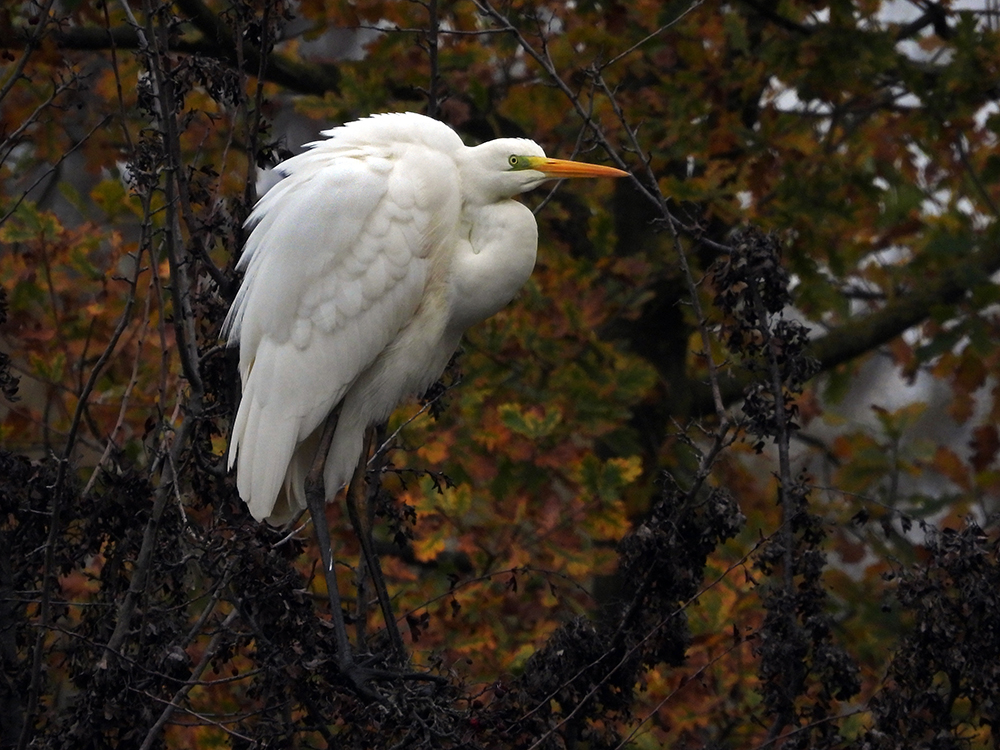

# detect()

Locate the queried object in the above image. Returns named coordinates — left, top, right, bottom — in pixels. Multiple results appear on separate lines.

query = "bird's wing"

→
left=224, top=140, right=460, bottom=521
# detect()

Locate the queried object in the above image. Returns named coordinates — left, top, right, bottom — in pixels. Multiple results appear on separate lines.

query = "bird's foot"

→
left=336, top=654, right=448, bottom=700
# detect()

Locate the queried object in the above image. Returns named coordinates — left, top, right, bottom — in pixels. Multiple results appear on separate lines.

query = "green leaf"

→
left=498, top=403, right=563, bottom=439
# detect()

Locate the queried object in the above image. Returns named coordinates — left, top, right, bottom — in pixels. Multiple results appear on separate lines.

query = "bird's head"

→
left=459, top=138, right=627, bottom=203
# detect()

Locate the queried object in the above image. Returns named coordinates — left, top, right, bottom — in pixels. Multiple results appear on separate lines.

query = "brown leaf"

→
left=969, top=424, right=1000, bottom=473
left=932, top=445, right=971, bottom=490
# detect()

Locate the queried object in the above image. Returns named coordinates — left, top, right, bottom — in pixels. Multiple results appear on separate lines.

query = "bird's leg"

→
left=302, top=410, right=360, bottom=678
left=353, top=539, right=370, bottom=651
left=353, top=423, right=385, bottom=651
left=345, top=426, right=406, bottom=658
left=305, top=415, right=444, bottom=696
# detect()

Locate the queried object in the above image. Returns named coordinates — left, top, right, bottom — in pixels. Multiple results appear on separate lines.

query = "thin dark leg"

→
left=344, top=426, right=405, bottom=658
left=305, top=415, right=446, bottom=694
left=302, top=410, right=356, bottom=673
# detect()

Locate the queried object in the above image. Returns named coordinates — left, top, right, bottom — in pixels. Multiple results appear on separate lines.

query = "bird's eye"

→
left=508, top=155, right=519, bottom=167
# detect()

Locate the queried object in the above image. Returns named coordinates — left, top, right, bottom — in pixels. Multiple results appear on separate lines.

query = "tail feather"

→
left=278, top=426, right=321, bottom=523
left=231, top=394, right=300, bottom=523
left=323, top=411, right=366, bottom=505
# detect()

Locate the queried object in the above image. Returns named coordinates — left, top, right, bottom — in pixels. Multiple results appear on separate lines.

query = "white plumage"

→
left=224, top=112, right=626, bottom=523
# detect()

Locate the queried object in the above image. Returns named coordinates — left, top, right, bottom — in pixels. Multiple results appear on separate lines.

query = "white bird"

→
left=224, top=111, right=626, bottom=524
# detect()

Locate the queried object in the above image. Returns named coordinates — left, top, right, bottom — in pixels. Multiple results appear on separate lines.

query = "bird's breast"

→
left=446, top=199, right=538, bottom=334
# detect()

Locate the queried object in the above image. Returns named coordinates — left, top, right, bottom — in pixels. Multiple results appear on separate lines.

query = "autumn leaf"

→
left=969, top=424, right=1000, bottom=473
left=497, top=402, right=563, bottom=439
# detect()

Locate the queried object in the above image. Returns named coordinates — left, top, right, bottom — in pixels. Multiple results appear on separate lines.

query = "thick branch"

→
left=806, top=260, right=992, bottom=373
left=5, top=21, right=340, bottom=97
left=689, top=239, right=1000, bottom=415
left=174, top=0, right=339, bottom=95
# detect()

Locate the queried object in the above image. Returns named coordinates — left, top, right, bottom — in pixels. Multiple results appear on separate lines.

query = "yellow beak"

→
left=528, top=156, right=628, bottom=179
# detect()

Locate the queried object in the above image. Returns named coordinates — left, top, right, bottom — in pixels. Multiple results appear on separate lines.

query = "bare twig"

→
left=522, top=535, right=769, bottom=750
left=82, top=255, right=155, bottom=496
left=138, top=610, right=241, bottom=750
left=0, top=113, right=111, bottom=227
left=19, top=212, right=145, bottom=750
left=0, top=0, right=58, bottom=106
left=424, top=0, right=441, bottom=118
left=602, top=0, right=706, bottom=69
left=613, top=636, right=748, bottom=750
left=99, top=414, right=198, bottom=664
left=99, top=0, right=206, bottom=671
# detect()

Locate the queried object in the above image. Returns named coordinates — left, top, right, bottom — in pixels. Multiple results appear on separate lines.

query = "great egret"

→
left=223, top=111, right=626, bottom=687
left=225, top=112, right=626, bottom=522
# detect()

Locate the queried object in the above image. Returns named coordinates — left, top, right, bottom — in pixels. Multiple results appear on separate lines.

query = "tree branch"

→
left=3, top=19, right=340, bottom=97
left=689, top=238, right=1000, bottom=415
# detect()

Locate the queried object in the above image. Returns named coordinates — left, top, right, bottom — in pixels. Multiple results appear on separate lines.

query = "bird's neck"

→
left=446, top=199, right=538, bottom=335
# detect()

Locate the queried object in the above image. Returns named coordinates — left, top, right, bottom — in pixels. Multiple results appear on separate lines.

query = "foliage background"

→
left=2, top=0, right=1000, bottom=747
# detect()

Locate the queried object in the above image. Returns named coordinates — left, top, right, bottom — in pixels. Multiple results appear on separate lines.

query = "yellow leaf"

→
left=412, top=524, right=448, bottom=563
left=417, top=436, right=449, bottom=464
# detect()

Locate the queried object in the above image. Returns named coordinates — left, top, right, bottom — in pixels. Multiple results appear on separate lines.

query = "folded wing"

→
left=224, top=129, right=461, bottom=521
